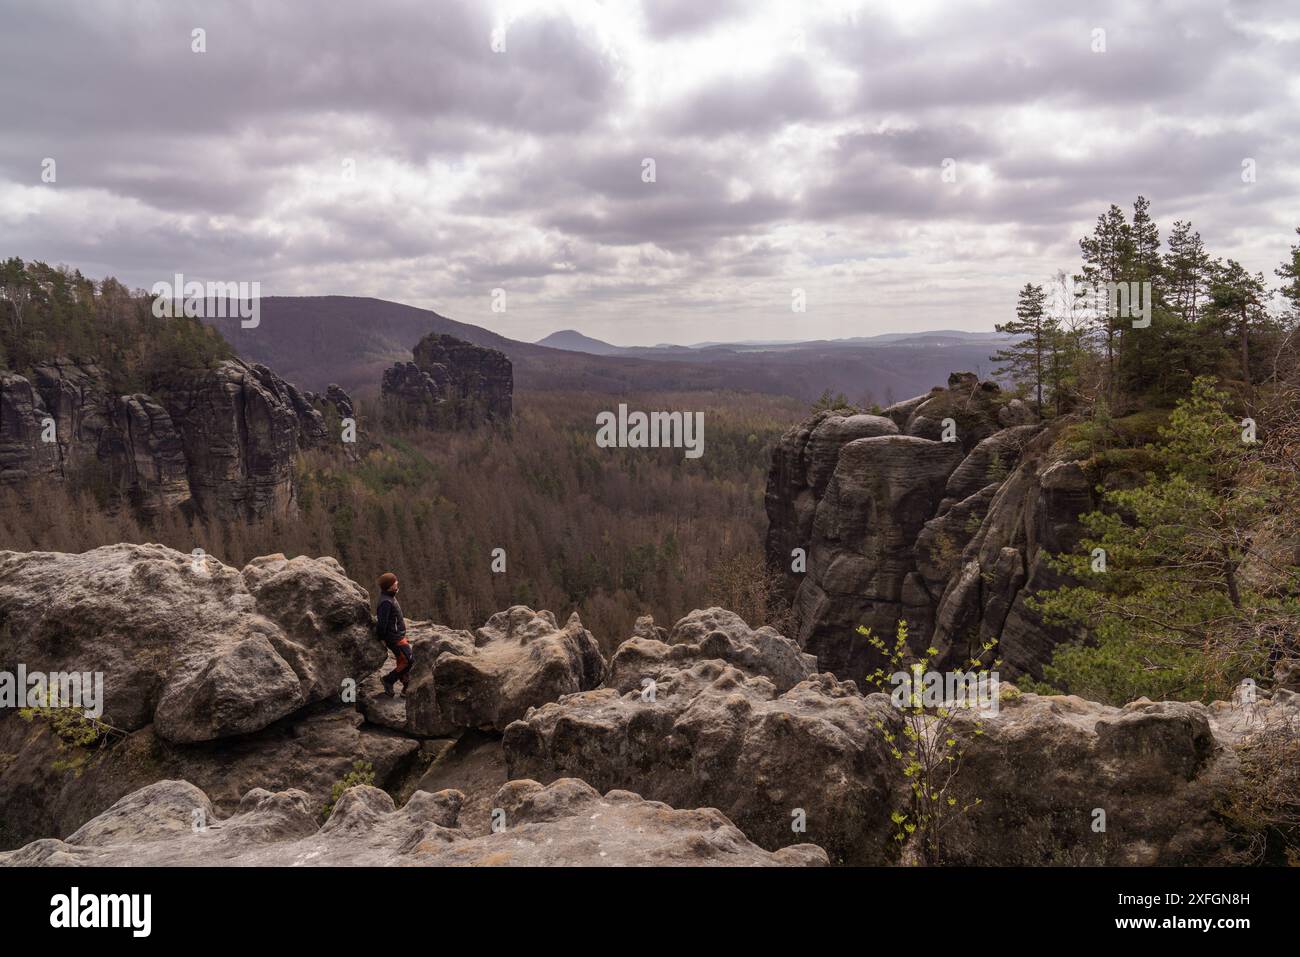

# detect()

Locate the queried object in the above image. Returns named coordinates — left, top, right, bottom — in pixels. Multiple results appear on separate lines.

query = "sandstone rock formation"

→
left=936, top=688, right=1300, bottom=865
left=306, top=383, right=355, bottom=422
left=503, top=614, right=1299, bottom=865
left=381, top=333, right=512, bottom=429
left=158, top=359, right=330, bottom=519
left=0, top=356, right=337, bottom=520
left=765, top=372, right=1091, bottom=682
left=0, top=777, right=827, bottom=867
left=0, top=369, right=62, bottom=484
left=360, top=606, right=607, bottom=736
left=0, top=546, right=605, bottom=850
left=1, top=358, right=191, bottom=515
left=0, top=544, right=383, bottom=741
left=1, top=540, right=1291, bottom=867
left=0, top=705, right=420, bottom=851
left=504, top=660, right=905, bottom=865
left=607, top=607, right=818, bottom=694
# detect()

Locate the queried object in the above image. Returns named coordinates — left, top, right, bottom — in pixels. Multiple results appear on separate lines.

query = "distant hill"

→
left=535, top=329, right=623, bottom=355
left=204, top=296, right=1009, bottom=405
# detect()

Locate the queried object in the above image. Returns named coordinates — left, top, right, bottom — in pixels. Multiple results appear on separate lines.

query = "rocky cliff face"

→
left=0, top=370, right=65, bottom=485
left=765, top=372, right=1088, bottom=682
left=0, top=543, right=1292, bottom=865
left=381, top=333, right=512, bottom=429
left=158, top=359, right=331, bottom=519
left=0, top=357, right=353, bottom=521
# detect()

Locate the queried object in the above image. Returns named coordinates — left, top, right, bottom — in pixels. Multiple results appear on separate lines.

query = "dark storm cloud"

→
left=1, top=1, right=614, bottom=136
left=547, top=190, right=795, bottom=249
left=835, top=126, right=1000, bottom=166
left=0, top=0, right=616, bottom=214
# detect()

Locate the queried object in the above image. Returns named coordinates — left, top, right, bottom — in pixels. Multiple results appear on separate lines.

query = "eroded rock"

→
left=503, top=660, right=904, bottom=864
left=607, top=608, right=817, bottom=694
left=1, top=356, right=332, bottom=520
left=0, top=544, right=384, bottom=741
left=0, top=777, right=826, bottom=867
left=938, top=690, right=1253, bottom=865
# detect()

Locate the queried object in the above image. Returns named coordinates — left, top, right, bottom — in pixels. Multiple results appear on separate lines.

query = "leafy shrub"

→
left=323, top=760, right=376, bottom=819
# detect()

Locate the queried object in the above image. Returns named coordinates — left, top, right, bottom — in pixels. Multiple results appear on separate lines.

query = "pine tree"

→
left=1210, top=259, right=1269, bottom=402
left=1164, top=220, right=1212, bottom=322
left=1077, top=204, right=1133, bottom=403
left=991, top=282, right=1051, bottom=414
left=1121, top=196, right=1163, bottom=396
left=1129, top=195, right=1162, bottom=282
left=0, top=257, right=31, bottom=334
left=1029, top=378, right=1297, bottom=704
left=1276, top=227, right=1300, bottom=320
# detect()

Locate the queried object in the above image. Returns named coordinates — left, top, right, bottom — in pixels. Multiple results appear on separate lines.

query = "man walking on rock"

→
left=376, top=572, right=414, bottom=696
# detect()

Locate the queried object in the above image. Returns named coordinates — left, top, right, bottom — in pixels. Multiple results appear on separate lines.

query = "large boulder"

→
left=0, top=703, right=419, bottom=850
left=0, top=547, right=620, bottom=850
left=503, top=659, right=904, bottom=865
left=0, top=777, right=827, bottom=867
left=935, top=690, right=1272, bottom=865
left=394, top=606, right=607, bottom=735
left=608, top=608, right=817, bottom=694
left=0, top=544, right=384, bottom=742
left=359, top=622, right=477, bottom=737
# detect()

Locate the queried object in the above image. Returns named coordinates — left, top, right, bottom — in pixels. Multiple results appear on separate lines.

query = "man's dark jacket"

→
left=376, top=592, right=407, bottom=645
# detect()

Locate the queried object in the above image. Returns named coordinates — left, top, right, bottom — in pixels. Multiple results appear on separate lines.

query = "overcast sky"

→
left=2, top=0, right=1298, bottom=346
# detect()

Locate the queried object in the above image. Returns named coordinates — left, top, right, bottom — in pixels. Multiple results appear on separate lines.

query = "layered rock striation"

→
left=0, top=356, right=353, bottom=520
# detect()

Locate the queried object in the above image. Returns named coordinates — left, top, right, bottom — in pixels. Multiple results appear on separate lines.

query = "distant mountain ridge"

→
left=539, top=328, right=1007, bottom=355
left=204, top=296, right=1011, bottom=405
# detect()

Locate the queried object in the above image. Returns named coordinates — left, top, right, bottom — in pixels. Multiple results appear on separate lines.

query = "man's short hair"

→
left=378, top=572, right=398, bottom=592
